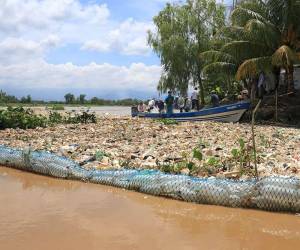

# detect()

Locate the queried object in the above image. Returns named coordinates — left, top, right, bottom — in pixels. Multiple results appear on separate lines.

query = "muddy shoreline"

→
left=0, top=116, right=299, bottom=179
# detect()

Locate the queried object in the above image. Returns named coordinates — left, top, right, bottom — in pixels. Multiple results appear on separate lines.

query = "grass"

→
left=157, top=118, right=178, bottom=125
left=51, top=104, right=65, bottom=110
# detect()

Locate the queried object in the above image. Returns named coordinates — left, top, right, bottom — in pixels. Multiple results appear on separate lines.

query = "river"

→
left=0, top=167, right=299, bottom=250
left=0, top=106, right=132, bottom=116
left=64, top=106, right=131, bottom=116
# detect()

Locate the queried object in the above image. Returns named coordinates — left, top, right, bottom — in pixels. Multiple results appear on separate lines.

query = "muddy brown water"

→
left=0, top=167, right=299, bottom=250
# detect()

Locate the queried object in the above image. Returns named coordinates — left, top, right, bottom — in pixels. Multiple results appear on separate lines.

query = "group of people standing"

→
left=137, top=88, right=220, bottom=115
left=170, top=88, right=199, bottom=113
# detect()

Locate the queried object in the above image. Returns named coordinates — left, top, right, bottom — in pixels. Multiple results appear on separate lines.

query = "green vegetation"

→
left=48, top=111, right=96, bottom=125
left=0, top=89, right=140, bottom=107
left=51, top=104, right=65, bottom=111
left=157, top=118, right=178, bottom=125
left=159, top=136, right=258, bottom=177
left=49, top=111, right=64, bottom=124
left=64, top=93, right=76, bottom=104
left=0, top=107, right=96, bottom=130
left=149, top=0, right=300, bottom=104
left=230, top=138, right=255, bottom=176
left=65, top=111, right=96, bottom=124
left=20, top=95, right=32, bottom=104
left=201, top=0, right=300, bottom=100
left=0, top=90, right=19, bottom=103
left=148, top=0, right=226, bottom=103
left=0, top=107, right=47, bottom=129
left=95, top=150, right=110, bottom=161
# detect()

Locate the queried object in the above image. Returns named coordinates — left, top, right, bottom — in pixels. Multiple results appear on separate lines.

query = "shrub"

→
left=51, top=104, right=65, bottom=111
left=65, top=111, right=96, bottom=124
left=49, top=111, right=64, bottom=124
left=0, top=106, right=47, bottom=129
left=0, top=107, right=97, bottom=130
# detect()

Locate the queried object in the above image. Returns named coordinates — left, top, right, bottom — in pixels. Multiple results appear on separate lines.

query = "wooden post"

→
left=252, top=99, right=262, bottom=180
left=275, top=89, right=278, bottom=122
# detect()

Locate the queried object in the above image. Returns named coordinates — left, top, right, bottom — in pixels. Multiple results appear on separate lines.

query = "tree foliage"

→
left=64, top=93, right=75, bottom=104
left=0, top=90, right=19, bottom=103
left=148, top=0, right=225, bottom=104
left=201, top=0, right=300, bottom=96
left=150, top=0, right=300, bottom=102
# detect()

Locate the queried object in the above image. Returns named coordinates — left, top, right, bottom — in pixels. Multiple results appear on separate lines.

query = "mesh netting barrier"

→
left=0, top=145, right=299, bottom=213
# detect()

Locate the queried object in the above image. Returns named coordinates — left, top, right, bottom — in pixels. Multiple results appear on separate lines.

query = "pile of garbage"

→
left=1, top=144, right=299, bottom=213
left=0, top=116, right=299, bottom=179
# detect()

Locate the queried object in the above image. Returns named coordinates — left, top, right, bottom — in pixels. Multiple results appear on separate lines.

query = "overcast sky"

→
left=0, top=0, right=232, bottom=100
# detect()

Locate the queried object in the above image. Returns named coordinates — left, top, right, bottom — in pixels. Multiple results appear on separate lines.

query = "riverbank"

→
left=0, top=117, right=299, bottom=179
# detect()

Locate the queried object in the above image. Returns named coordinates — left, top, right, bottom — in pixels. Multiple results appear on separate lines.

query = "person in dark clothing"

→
left=210, top=91, right=220, bottom=107
left=165, top=91, right=174, bottom=115
left=157, top=99, right=165, bottom=113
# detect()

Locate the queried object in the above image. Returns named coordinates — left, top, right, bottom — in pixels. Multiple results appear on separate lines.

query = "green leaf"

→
left=187, top=162, right=195, bottom=171
left=231, top=148, right=239, bottom=158
left=206, top=157, right=219, bottom=166
left=95, top=151, right=106, bottom=161
left=239, top=138, right=245, bottom=149
left=193, top=148, right=203, bottom=161
left=202, top=62, right=237, bottom=76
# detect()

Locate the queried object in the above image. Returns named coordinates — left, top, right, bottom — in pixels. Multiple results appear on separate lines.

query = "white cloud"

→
left=0, top=0, right=153, bottom=56
left=0, top=37, right=43, bottom=64
left=81, top=40, right=111, bottom=53
left=0, top=60, right=161, bottom=97
left=41, top=35, right=61, bottom=48
left=0, top=36, right=62, bottom=65
left=0, top=0, right=110, bottom=37
left=81, top=18, right=154, bottom=56
left=0, top=0, right=162, bottom=98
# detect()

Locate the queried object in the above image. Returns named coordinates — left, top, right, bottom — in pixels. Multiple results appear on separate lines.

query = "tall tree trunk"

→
left=196, top=70, right=205, bottom=104
left=286, top=66, right=295, bottom=93
left=199, top=78, right=205, bottom=105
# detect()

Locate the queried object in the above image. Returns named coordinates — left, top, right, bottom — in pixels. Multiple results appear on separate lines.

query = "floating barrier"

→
left=0, top=145, right=299, bottom=213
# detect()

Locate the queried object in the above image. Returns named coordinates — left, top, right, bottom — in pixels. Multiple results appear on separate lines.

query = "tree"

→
left=64, top=93, right=75, bottom=104
left=20, top=95, right=32, bottom=103
left=90, top=97, right=98, bottom=105
left=149, top=3, right=191, bottom=96
left=148, top=0, right=225, bottom=104
left=0, top=90, right=19, bottom=103
left=201, top=0, right=300, bottom=98
left=26, top=95, right=32, bottom=103
left=79, top=94, right=86, bottom=104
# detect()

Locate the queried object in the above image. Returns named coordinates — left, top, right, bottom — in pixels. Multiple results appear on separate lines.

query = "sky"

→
left=0, top=0, right=232, bottom=100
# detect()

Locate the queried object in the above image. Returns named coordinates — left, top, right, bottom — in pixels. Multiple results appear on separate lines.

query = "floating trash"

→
left=0, top=145, right=299, bottom=213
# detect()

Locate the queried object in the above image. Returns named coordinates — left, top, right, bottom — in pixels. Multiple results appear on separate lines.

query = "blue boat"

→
left=131, top=101, right=251, bottom=122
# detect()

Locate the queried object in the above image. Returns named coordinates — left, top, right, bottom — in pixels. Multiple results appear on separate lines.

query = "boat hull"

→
left=132, top=102, right=250, bottom=123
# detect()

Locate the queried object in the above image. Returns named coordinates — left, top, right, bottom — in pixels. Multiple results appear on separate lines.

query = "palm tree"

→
left=201, top=0, right=300, bottom=97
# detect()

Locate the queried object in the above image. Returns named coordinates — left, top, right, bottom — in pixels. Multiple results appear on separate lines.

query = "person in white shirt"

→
left=191, top=88, right=199, bottom=110
left=138, top=102, right=146, bottom=112
left=148, top=99, right=155, bottom=112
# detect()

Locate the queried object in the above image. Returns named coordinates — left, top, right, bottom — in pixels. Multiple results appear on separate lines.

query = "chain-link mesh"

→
left=0, top=145, right=299, bottom=213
